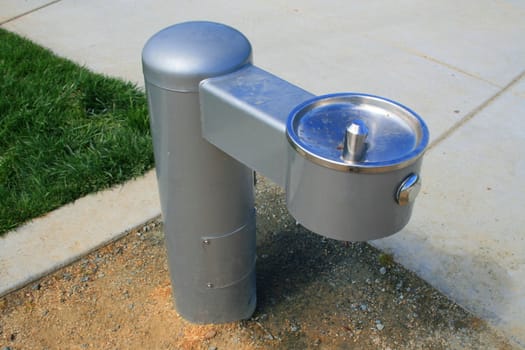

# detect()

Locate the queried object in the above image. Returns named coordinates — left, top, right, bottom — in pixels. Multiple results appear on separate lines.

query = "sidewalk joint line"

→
left=373, top=37, right=502, bottom=89
left=0, top=0, right=62, bottom=26
left=416, top=52, right=502, bottom=89
left=428, top=69, right=525, bottom=151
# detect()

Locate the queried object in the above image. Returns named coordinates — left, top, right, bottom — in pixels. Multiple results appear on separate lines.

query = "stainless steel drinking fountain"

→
left=142, top=21, right=429, bottom=324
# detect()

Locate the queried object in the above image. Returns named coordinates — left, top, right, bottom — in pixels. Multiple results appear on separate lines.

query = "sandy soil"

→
left=0, top=178, right=517, bottom=349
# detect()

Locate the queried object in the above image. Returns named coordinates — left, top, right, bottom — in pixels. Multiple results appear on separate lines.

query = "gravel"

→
left=0, top=176, right=518, bottom=349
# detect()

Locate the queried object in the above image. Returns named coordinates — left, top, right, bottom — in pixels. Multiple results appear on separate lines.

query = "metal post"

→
left=142, top=21, right=257, bottom=323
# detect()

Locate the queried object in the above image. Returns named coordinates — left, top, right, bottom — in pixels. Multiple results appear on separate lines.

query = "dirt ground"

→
left=0, top=178, right=518, bottom=349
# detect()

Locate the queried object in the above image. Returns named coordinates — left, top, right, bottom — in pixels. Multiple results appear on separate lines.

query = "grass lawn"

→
left=0, top=28, right=154, bottom=236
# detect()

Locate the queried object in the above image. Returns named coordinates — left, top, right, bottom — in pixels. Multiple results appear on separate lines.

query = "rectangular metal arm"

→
left=199, top=65, right=314, bottom=188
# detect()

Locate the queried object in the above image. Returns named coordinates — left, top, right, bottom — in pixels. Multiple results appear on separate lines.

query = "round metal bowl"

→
left=285, top=93, right=429, bottom=241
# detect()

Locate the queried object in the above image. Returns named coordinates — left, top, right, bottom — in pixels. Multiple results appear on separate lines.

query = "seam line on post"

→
left=201, top=209, right=256, bottom=241
left=208, top=259, right=256, bottom=290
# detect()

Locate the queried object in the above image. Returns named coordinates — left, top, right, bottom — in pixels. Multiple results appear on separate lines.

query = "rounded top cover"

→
left=142, top=21, right=252, bottom=91
left=286, top=93, right=429, bottom=173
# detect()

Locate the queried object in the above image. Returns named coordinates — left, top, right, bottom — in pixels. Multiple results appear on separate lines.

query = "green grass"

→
left=0, top=28, right=154, bottom=235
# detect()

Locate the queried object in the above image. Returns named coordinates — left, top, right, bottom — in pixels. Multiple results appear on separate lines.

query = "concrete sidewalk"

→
left=1, top=0, right=524, bottom=346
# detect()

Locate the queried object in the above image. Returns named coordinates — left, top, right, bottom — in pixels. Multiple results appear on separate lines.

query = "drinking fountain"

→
left=142, top=21, right=429, bottom=323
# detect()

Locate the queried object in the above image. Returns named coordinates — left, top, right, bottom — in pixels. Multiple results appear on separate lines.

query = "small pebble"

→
left=203, top=330, right=217, bottom=340
left=81, top=276, right=89, bottom=283
left=63, top=273, right=72, bottom=281
left=379, top=267, right=387, bottom=275
left=208, top=347, right=218, bottom=350
left=290, top=325, right=298, bottom=332
left=32, top=283, right=41, bottom=290
left=360, top=304, right=368, bottom=311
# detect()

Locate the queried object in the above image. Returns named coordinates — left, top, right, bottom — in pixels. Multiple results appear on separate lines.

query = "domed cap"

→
left=142, top=21, right=252, bottom=92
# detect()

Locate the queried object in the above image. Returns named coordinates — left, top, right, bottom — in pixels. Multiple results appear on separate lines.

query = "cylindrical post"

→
left=142, top=21, right=256, bottom=323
